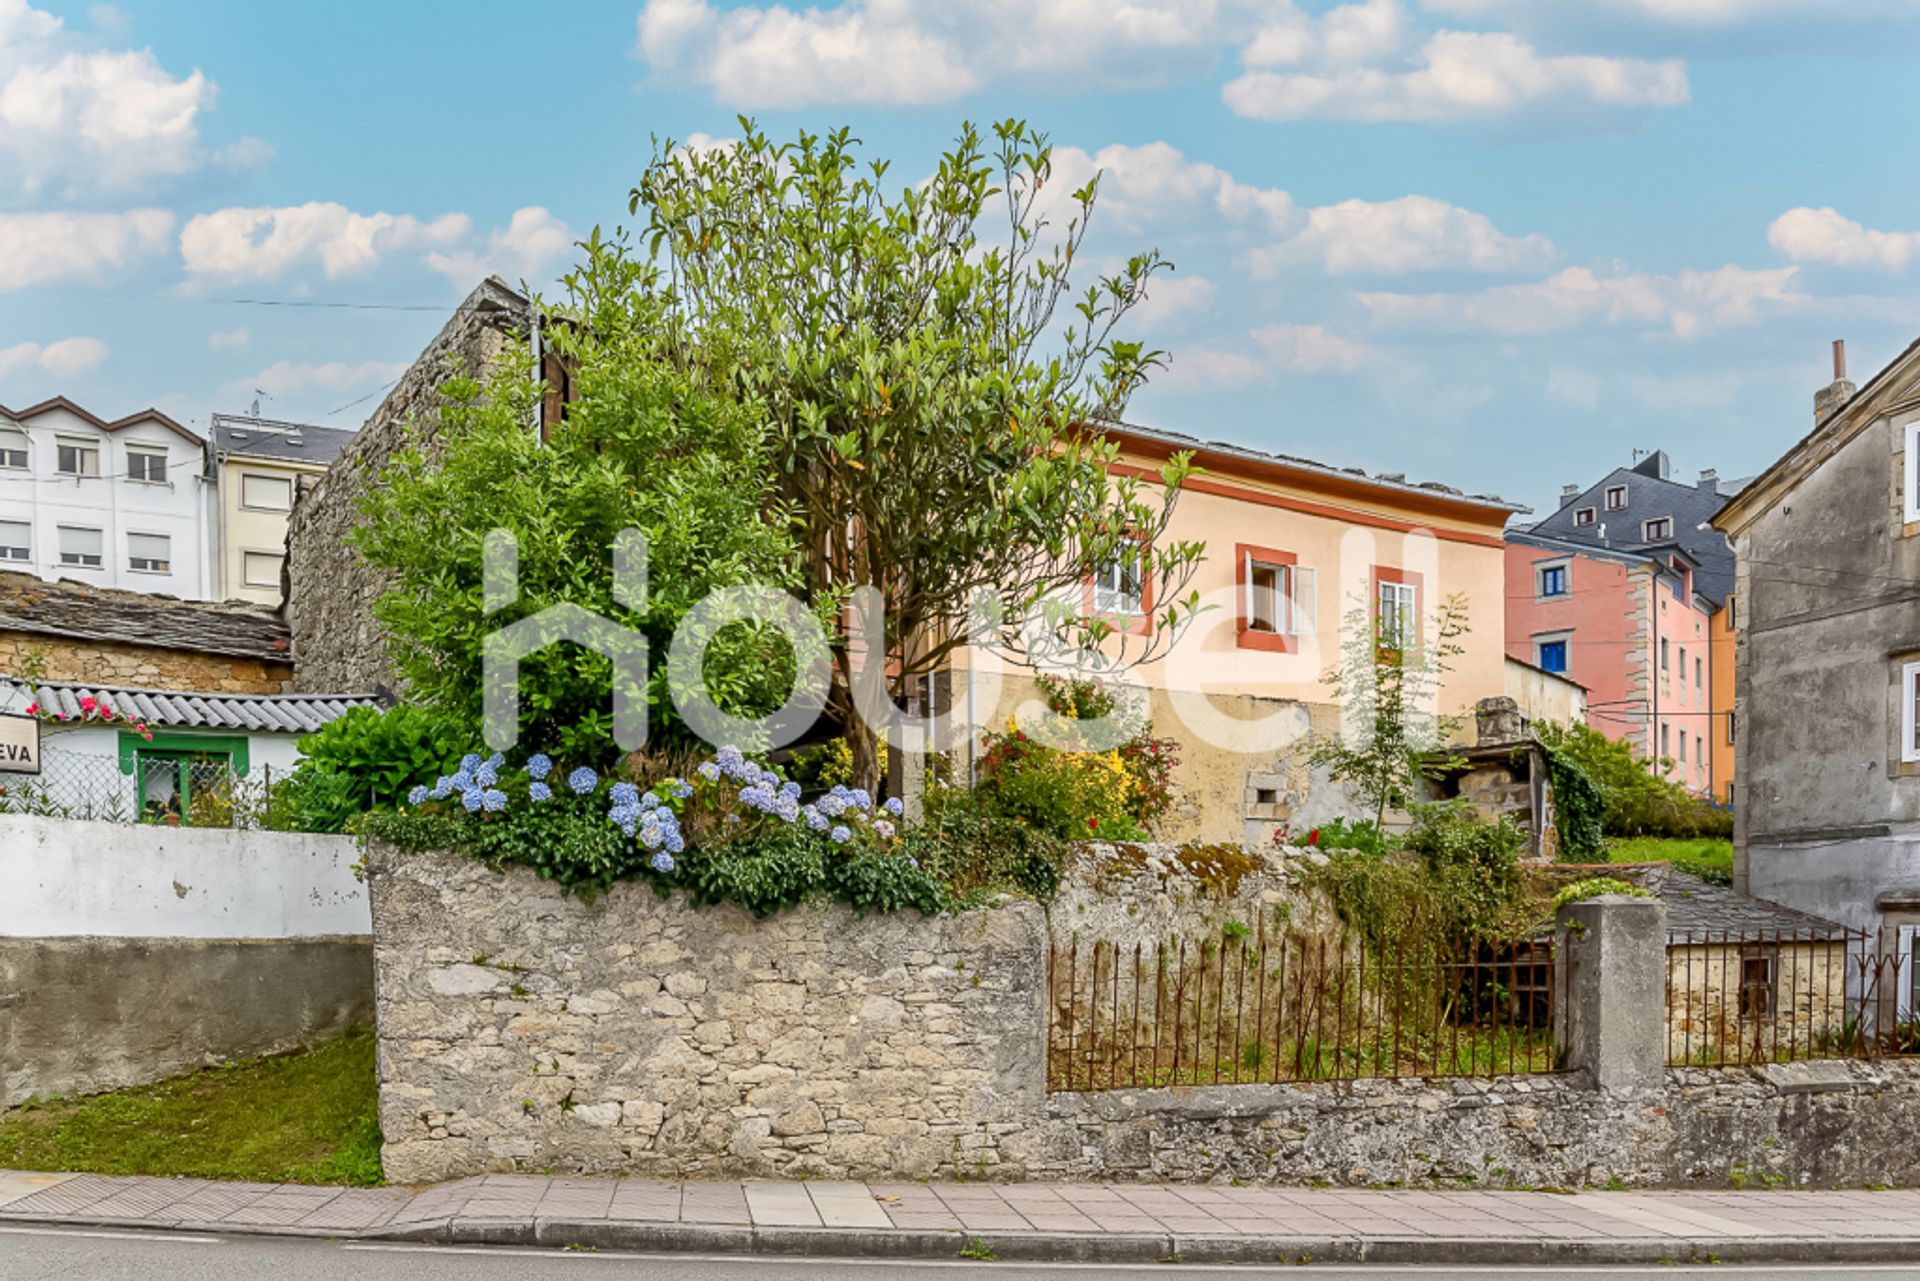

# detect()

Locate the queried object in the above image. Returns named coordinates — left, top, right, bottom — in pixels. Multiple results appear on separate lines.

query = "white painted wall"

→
left=0, top=814, right=369, bottom=939
left=0, top=403, right=216, bottom=598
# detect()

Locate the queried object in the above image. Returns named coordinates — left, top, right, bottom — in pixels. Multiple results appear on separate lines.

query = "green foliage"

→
left=1607, top=836, right=1734, bottom=886
left=351, top=288, right=802, bottom=760
left=905, top=786, right=1068, bottom=905
left=1535, top=721, right=1731, bottom=841
left=1302, top=817, right=1391, bottom=854
left=1310, top=596, right=1473, bottom=826
left=0, top=1031, right=380, bottom=1187
left=614, top=119, right=1208, bottom=787
left=1551, top=876, right=1651, bottom=914
left=281, top=705, right=465, bottom=834
left=973, top=728, right=1145, bottom=841
left=1538, top=741, right=1607, bottom=862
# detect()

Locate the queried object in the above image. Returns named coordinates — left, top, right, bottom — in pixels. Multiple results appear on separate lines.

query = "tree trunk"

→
left=846, top=704, right=884, bottom=794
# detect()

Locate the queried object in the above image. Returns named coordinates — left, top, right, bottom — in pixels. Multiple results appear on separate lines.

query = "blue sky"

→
left=2, top=0, right=1917, bottom=512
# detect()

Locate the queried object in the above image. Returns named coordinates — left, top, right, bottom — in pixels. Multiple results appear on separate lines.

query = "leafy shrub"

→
left=1536, top=721, right=1731, bottom=842
left=903, top=787, right=1068, bottom=906
left=1551, top=876, right=1651, bottom=914
left=1300, top=817, right=1391, bottom=854
left=281, top=705, right=465, bottom=834
left=975, top=727, right=1144, bottom=841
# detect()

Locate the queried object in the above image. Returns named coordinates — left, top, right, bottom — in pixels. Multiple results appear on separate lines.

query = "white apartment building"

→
left=0, top=397, right=217, bottom=599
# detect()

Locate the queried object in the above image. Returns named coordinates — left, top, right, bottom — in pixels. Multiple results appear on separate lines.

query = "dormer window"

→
left=1643, top=517, right=1672, bottom=541
left=1573, top=507, right=1595, bottom=527
left=56, top=438, right=99, bottom=478
left=126, top=449, right=168, bottom=483
left=1605, top=485, right=1628, bottom=510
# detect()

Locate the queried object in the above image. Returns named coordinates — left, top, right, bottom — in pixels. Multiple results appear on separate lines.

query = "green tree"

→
left=351, top=288, right=803, bottom=761
left=573, top=118, right=1206, bottom=790
left=1310, top=595, right=1472, bottom=826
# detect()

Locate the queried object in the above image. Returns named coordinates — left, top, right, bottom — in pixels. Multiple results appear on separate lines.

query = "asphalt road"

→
left=2, top=1225, right=1916, bottom=1281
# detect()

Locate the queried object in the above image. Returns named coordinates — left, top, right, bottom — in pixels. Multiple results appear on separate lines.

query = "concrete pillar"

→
left=1556, top=896, right=1668, bottom=1093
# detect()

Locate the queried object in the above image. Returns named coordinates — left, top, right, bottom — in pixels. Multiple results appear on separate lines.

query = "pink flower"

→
left=22, top=702, right=37, bottom=716
left=78, top=696, right=97, bottom=714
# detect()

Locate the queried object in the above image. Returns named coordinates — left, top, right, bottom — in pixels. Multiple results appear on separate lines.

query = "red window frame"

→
left=1082, top=535, right=1153, bottom=638
left=1235, top=543, right=1298, bottom=653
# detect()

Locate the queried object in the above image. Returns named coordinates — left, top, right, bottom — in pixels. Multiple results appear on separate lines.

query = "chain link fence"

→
left=0, top=747, right=289, bottom=829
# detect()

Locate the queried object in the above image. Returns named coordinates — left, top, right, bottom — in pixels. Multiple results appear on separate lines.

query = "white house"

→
left=0, top=397, right=217, bottom=600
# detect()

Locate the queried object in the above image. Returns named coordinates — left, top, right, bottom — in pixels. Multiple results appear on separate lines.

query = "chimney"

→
left=1558, top=483, right=1580, bottom=509
left=1697, top=467, right=1719, bottom=492
left=1814, top=338, right=1856, bottom=422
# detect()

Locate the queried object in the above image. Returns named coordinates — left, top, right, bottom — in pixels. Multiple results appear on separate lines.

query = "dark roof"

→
left=212, top=415, right=356, bottom=467
left=0, top=572, right=291, bottom=663
left=1104, top=419, right=1529, bottom=518
left=1594, top=865, right=1848, bottom=939
left=6, top=678, right=373, bottom=734
left=0, top=395, right=203, bottom=446
left=1524, top=454, right=1738, bottom=606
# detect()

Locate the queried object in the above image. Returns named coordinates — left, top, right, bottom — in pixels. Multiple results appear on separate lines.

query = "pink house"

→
left=1504, top=531, right=1717, bottom=794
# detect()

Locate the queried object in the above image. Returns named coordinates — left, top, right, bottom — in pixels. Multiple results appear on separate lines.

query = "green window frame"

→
left=118, top=730, right=251, bottom=777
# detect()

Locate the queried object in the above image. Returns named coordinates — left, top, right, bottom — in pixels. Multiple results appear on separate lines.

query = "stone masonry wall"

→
left=0, top=630, right=291, bottom=694
left=369, top=844, right=1046, bottom=1185
left=373, top=846, right=1920, bottom=1191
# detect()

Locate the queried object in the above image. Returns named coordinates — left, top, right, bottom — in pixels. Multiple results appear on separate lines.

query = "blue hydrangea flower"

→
left=874, top=818, right=896, bottom=839
left=829, top=825, right=852, bottom=844
left=780, top=779, right=802, bottom=801
left=696, top=762, right=721, bottom=782
left=528, top=781, right=552, bottom=802
left=460, top=753, right=482, bottom=773
left=650, top=851, right=676, bottom=874
left=884, top=796, right=904, bottom=817
left=486, top=751, right=505, bottom=769
left=407, top=785, right=428, bottom=806
left=608, top=803, right=640, bottom=835
left=817, top=793, right=848, bottom=818
left=429, top=776, right=453, bottom=800
left=665, top=830, right=686, bottom=854
left=715, top=745, right=747, bottom=777
left=568, top=766, right=598, bottom=795
left=481, top=789, right=507, bottom=813
left=849, top=788, right=872, bottom=811
left=803, top=806, right=827, bottom=832
left=474, top=761, right=500, bottom=787
left=461, top=788, right=484, bottom=813
left=610, top=781, right=640, bottom=807
left=667, top=778, right=693, bottom=799
left=775, top=796, right=800, bottom=823
left=449, top=770, right=474, bottom=793
left=524, top=753, right=552, bottom=780
left=640, top=791, right=661, bottom=810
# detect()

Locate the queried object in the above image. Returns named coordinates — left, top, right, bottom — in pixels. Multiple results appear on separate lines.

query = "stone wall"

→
left=372, top=847, right=1920, bottom=1190
left=287, top=277, right=529, bottom=696
left=0, top=630, right=290, bottom=694
left=369, top=844, right=1046, bottom=1185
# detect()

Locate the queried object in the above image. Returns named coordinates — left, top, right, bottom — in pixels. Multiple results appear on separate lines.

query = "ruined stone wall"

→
left=0, top=630, right=291, bottom=694
left=372, top=844, right=1920, bottom=1190
left=369, top=844, right=1046, bottom=1185
left=286, top=280, right=527, bottom=696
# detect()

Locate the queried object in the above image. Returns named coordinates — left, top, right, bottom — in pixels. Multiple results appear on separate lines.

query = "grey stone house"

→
left=1713, top=339, right=1920, bottom=960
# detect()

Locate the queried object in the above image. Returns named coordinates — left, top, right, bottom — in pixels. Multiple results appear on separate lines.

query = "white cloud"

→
left=425, top=207, right=577, bottom=289
left=637, top=0, right=1234, bottom=107
left=1252, top=322, right=1379, bottom=371
left=225, top=358, right=407, bottom=402
left=1224, top=4, right=1689, bottom=126
left=0, top=0, right=266, bottom=199
left=1156, top=345, right=1268, bottom=390
left=1132, top=274, right=1216, bottom=328
left=208, top=327, right=249, bottom=350
left=1046, top=141, right=1295, bottom=236
left=1357, top=263, right=1804, bottom=338
left=180, top=202, right=470, bottom=280
left=1422, top=0, right=1888, bottom=26
left=1768, top=207, right=1920, bottom=272
left=1252, top=194, right=1556, bottom=275
left=0, top=335, right=108, bottom=377
left=0, top=208, right=172, bottom=289
left=1624, top=368, right=1744, bottom=409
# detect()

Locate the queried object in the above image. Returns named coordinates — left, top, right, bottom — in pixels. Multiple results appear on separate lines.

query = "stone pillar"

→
left=1555, top=896, right=1668, bottom=1093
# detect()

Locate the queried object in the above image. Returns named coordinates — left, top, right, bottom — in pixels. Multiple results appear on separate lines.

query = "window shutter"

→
left=129, top=533, right=170, bottom=561
left=1290, top=566, right=1317, bottom=636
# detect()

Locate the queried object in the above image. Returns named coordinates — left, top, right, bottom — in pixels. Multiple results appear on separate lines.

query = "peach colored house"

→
left=1505, top=531, right=1717, bottom=793
left=956, top=423, right=1524, bottom=844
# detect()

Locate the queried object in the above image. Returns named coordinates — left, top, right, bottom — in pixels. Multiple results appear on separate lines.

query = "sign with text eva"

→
left=0, top=713, right=40, bottom=776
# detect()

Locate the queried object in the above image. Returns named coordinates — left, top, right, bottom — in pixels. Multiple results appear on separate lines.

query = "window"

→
left=1643, top=517, right=1673, bottom=541
left=0, top=520, right=27, bottom=562
left=1678, top=732, right=1686, bottom=763
left=1695, top=734, right=1703, bottom=766
left=57, top=525, right=102, bottom=568
left=1093, top=543, right=1143, bottom=615
left=1727, top=594, right=1737, bottom=630
left=1906, top=421, right=1920, bottom=524
left=0, top=429, right=25, bottom=469
left=56, top=438, right=99, bottom=477
left=1537, top=562, right=1569, bottom=598
left=1537, top=638, right=1569, bottom=674
left=1573, top=507, right=1596, bottom=527
left=1660, top=722, right=1670, bottom=759
left=240, top=473, right=293, bottom=511
left=1661, top=637, right=1670, bottom=671
left=1236, top=545, right=1314, bottom=651
left=126, top=449, right=168, bottom=483
left=1902, top=661, right=1920, bottom=764
left=242, top=551, right=283, bottom=590
left=1695, top=656, right=1703, bottom=689
left=1605, top=485, right=1627, bottom=510
left=1739, top=950, right=1775, bottom=1019
left=127, top=532, right=171, bottom=574
left=1376, top=574, right=1419, bottom=649
left=1728, top=709, right=1736, bottom=745
left=1679, top=645, right=1687, bottom=680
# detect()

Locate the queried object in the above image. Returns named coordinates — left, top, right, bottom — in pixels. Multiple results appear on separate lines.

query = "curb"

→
left=12, top=1212, right=1920, bottom=1266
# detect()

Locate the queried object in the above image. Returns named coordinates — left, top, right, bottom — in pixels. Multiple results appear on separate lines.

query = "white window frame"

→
left=1605, top=485, right=1628, bottom=510
left=1093, top=543, right=1144, bottom=616
left=1378, top=579, right=1418, bottom=649
left=1643, top=517, right=1673, bottom=541
left=240, top=472, right=294, bottom=512
left=1905, top=421, right=1920, bottom=524
left=0, top=519, right=28, bottom=562
left=1898, top=924, right=1919, bottom=1022
left=56, top=524, right=103, bottom=569
left=1573, top=506, right=1596, bottom=527
left=0, top=428, right=27, bottom=470
left=126, top=448, right=169, bottom=484
left=242, top=550, right=284, bottom=590
left=1902, top=661, right=1920, bottom=764
left=127, top=532, right=172, bottom=574
left=56, top=437, right=100, bottom=478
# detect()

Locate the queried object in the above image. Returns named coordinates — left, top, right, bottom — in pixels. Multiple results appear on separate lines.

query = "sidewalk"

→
left=7, top=1169, right=1920, bottom=1265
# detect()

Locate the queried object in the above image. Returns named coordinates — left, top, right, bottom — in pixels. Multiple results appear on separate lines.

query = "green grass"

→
left=0, top=1030, right=381, bottom=1186
left=1606, top=836, right=1734, bottom=885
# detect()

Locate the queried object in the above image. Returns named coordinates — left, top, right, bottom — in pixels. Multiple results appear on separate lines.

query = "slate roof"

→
left=211, top=415, right=356, bottom=468
left=1523, top=452, right=1739, bottom=606
left=5, top=678, right=374, bottom=734
left=1558, top=864, right=1851, bottom=940
left=0, top=572, right=292, bottom=662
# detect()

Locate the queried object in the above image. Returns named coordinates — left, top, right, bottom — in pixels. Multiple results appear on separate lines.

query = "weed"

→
left=958, top=1237, right=996, bottom=1261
